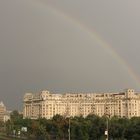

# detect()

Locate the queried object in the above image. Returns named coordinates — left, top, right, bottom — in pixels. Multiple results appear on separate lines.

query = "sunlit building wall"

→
left=23, top=89, right=140, bottom=119
left=0, top=102, right=6, bottom=122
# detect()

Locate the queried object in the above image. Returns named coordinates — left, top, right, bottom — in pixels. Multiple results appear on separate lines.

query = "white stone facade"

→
left=0, top=102, right=6, bottom=122
left=23, top=89, right=140, bottom=119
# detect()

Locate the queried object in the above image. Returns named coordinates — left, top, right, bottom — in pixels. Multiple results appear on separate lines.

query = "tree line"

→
left=2, top=111, right=140, bottom=140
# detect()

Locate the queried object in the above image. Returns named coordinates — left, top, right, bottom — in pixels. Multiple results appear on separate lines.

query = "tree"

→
left=124, top=117, right=140, bottom=140
left=10, top=110, right=23, bottom=121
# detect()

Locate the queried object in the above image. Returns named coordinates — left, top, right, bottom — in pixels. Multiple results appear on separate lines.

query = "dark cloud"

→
left=0, top=0, right=140, bottom=110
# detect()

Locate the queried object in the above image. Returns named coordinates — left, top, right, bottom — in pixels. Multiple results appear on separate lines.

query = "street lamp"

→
left=104, top=116, right=109, bottom=140
left=68, top=117, right=70, bottom=140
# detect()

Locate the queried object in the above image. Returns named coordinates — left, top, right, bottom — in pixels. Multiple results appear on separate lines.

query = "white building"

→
left=23, top=89, right=140, bottom=119
left=0, top=102, right=6, bottom=122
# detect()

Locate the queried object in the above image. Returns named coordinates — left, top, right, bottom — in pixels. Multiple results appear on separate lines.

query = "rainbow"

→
left=31, top=0, right=140, bottom=88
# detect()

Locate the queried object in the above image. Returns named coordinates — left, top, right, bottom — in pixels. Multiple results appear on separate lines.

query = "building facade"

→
left=3, top=111, right=11, bottom=122
left=0, top=102, right=6, bottom=122
left=23, top=89, right=140, bottom=119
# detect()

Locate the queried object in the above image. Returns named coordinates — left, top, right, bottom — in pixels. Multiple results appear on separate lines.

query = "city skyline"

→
left=1, top=0, right=140, bottom=110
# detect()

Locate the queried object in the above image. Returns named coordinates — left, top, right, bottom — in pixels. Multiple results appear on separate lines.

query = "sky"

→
left=0, top=0, right=140, bottom=110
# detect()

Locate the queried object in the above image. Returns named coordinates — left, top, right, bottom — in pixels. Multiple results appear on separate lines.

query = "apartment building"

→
left=23, top=89, right=140, bottom=119
left=0, top=102, right=6, bottom=122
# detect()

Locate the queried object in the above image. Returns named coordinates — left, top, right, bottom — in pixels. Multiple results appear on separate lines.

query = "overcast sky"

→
left=0, top=0, right=140, bottom=110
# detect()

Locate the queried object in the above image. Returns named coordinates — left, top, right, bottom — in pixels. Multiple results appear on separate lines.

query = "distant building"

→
left=3, top=111, right=11, bottom=122
left=0, top=102, right=6, bottom=121
left=23, top=89, right=140, bottom=119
